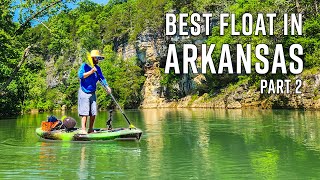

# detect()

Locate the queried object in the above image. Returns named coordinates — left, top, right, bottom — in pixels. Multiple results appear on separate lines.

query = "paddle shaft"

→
left=88, top=56, right=134, bottom=127
left=108, top=91, right=132, bottom=126
left=97, top=74, right=133, bottom=127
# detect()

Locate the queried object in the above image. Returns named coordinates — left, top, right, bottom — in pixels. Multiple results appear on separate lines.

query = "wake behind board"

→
left=36, top=127, right=142, bottom=141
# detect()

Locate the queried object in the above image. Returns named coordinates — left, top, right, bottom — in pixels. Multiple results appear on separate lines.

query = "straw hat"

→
left=90, top=50, right=104, bottom=58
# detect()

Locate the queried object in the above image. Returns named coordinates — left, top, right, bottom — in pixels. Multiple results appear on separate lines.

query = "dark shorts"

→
left=78, top=88, right=97, bottom=116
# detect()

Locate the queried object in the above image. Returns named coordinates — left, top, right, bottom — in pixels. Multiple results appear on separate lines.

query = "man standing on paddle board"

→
left=78, top=50, right=111, bottom=134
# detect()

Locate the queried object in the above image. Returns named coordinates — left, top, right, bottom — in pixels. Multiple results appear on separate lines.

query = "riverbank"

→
left=140, top=69, right=320, bottom=110
left=2, top=69, right=320, bottom=117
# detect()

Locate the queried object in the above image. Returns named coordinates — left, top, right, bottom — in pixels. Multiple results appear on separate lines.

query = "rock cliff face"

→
left=116, top=31, right=320, bottom=109
left=137, top=72, right=320, bottom=110
left=116, top=31, right=208, bottom=108
left=116, top=31, right=169, bottom=108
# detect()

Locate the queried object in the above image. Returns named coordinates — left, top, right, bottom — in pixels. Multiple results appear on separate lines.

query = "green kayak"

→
left=36, top=127, right=143, bottom=141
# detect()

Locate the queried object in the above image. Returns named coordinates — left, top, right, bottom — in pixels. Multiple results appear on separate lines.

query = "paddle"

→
left=100, top=82, right=136, bottom=129
left=86, top=52, right=136, bottom=129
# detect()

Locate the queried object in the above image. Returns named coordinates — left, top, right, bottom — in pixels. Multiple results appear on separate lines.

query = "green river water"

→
left=1, top=109, right=320, bottom=179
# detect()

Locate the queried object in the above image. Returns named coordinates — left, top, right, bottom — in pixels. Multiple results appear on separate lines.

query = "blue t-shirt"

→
left=78, top=63, right=108, bottom=93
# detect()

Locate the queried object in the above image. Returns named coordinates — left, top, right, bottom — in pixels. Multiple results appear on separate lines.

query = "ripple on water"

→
left=1, top=110, right=320, bottom=179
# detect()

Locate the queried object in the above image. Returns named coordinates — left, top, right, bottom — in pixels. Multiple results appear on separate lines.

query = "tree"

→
left=0, top=0, right=76, bottom=115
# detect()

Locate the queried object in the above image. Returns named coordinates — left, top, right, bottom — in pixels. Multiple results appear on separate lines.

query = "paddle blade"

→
left=129, top=124, right=136, bottom=129
left=87, top=52, right=93, bottom=67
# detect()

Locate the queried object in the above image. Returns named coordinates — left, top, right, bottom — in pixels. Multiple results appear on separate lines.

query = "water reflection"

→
left=251, top=148, right=279, bottom=179
left=79, top=145, right=88, bottom=180
left=141, top=109, right=167, bottom=178
left=1, top=109, right=320, bottom=178
left=138, top=109, right=320, bottom=178
left=36, top=140, right=143, bottom=179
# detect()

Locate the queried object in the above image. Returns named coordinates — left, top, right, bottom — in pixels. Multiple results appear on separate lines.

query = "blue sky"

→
left=69, top=0, right=108, bottom=7
left=90, top=0, right=108, bottom=4
left=13, top=0, right=108, bottom=23
left=66, top=0, right=109, bottom=12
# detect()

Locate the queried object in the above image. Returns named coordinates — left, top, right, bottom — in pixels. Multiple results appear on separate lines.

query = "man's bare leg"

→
left=88, top=115, right=95, bottom=133
left=81, top=116, right=87, bottom=133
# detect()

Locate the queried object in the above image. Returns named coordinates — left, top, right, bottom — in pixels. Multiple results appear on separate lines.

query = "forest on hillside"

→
left=1, top=0, right=320, bottom=115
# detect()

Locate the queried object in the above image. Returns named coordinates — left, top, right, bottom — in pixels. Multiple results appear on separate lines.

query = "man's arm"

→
left=78, top=64, right=96, bottom=79
left=83, top=68, right=96, bottom=78
left=96, top=66, right=112, bottom=93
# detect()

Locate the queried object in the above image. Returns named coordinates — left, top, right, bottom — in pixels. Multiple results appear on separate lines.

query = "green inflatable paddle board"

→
left=36, top=127, right=142, bottom=141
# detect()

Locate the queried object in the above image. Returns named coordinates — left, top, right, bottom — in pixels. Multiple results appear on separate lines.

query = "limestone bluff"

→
left=115, top=30, right=319, bottom=110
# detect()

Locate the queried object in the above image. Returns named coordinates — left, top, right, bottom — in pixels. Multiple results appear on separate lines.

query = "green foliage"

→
left=154, top=0, right=320, bottom=99
left=287, top=14, right=320, bottom=67
left=103, top=44, right=116, bottom=60
left=2, top=0, right=159, bottom=115
left=202, top=0, right=307, bottom=95
left=160, top=69, right=182, bottom=99
left=188, top=94, right=198, bottom=106
left=3, top=0, right=320, bottom=114
left=63, top=67, right=80, bottom=109
left=98, top=56, right=146, bottom=109
left=98, top=0, right=169, bottom=43
left=0, top=0, right=24, bottom=114
left=76, top=14, right=101, bottom=50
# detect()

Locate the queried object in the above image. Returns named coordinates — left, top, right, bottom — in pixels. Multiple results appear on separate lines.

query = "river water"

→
left=0, top=109, right=320, bottom=179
